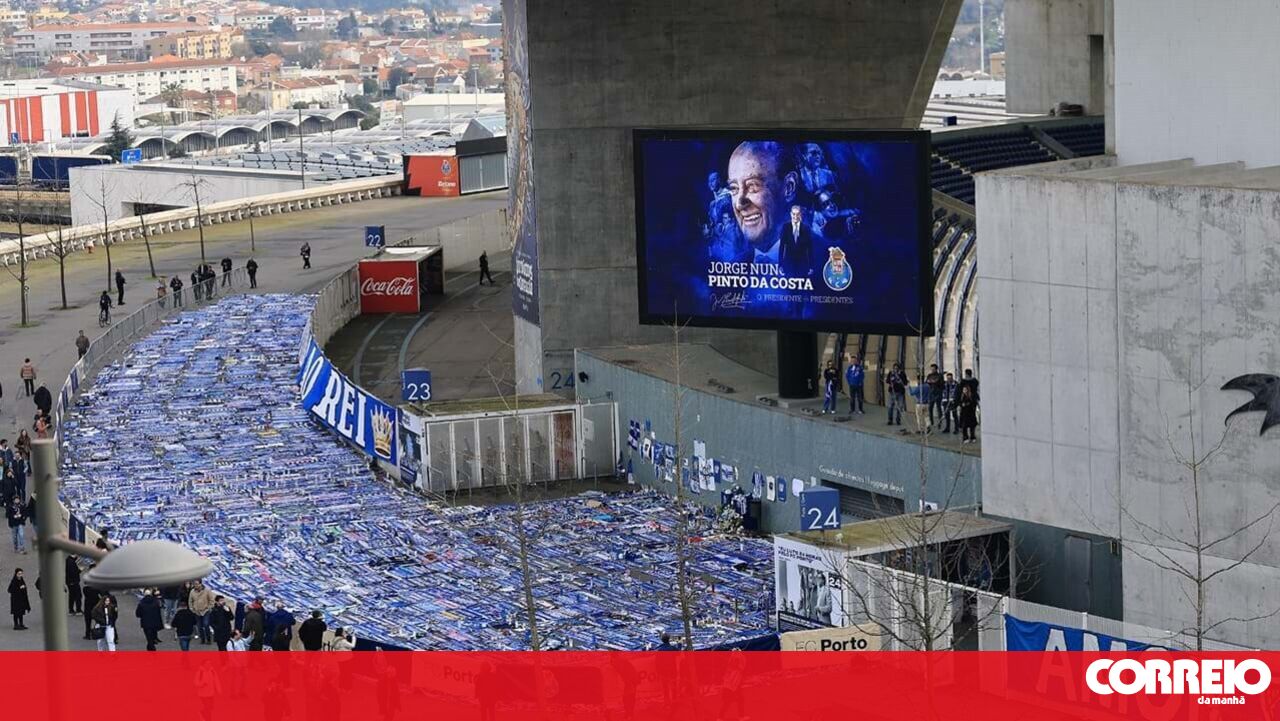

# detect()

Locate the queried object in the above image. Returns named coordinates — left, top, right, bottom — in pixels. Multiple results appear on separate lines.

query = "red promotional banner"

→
left=359, top=259, right=420, bottom=314
left=4, top=652, right=1278, bottom=721
left=404, top=153, right=461, bottom=197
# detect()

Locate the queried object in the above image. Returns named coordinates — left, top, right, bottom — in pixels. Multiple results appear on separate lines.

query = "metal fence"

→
left=55, top=266, right=254, bottom=440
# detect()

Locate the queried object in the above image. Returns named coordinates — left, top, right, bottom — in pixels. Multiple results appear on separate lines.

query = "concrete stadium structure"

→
left=981, top=0, right=1280, bottom=649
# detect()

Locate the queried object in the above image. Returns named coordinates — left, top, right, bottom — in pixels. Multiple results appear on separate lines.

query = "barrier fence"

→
left=53, top=266, right=255, bottom=548
left=0, top=176, right=402, bottom=268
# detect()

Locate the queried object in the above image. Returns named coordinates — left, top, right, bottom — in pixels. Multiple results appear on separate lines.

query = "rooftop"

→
left=782, top=511, right=1011, bottom=556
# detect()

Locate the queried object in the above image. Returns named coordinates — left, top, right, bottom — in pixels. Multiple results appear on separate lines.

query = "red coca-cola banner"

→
left=359, top=259, right=420, bottom=314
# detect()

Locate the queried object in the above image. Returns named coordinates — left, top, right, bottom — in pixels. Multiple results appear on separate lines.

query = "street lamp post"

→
left=30, top=439, right=214, bottom=650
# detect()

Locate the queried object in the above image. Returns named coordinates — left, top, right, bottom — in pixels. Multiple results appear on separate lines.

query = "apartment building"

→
left=145, top=28, right=243, bottom=60
left=14, top=22, right=204, bottom=60
left=55, top=57, right=238, bottom=98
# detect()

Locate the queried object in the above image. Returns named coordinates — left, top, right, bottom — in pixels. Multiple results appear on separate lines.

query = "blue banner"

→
left=298, top=339, right=398, bottom=465
left=1003, top=614, right=1165, bottom=652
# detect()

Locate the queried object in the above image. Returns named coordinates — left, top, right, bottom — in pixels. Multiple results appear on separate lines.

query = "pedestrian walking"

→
left=172, top=601, right=200, bottom=651
left=845, top=354, right=865, bottom=414
left=246, top=258, right=258, bottom=288
left=188, top=579, right=215, bottom=644
left=19, top=358, right=35, bottom=396
left=885, top=363, right=908, bottom=427
left=941, top=372, right=960, bottom=434
left=170, top=275, right=184, bottom=307
left=220, top=257, right=233, bottom=286
left=98, top=290, right=112, bottom=325
left=298, top=610, right=326, bottom=651
left=192, top=269, right=203, bottom=301
left=11, top=452, right=26, bottom=503
left=82, top=580, right=101, bottom=640
left=75, top=330, right=90, bottom=359
left=0, top=468, right=15, bottom=506
left=136, top=588, right=164, bottom=650
left=924, top=364, right=945, bottom=430
left=821, top=360, right=838, bottom=414
left=66, top=555, right=83, bottom=614
left=156, top=279, right=167, bottom=308
left=957, top=385, right=980, bottom=443
left=479, top=251, right=495, bottom=285
left=202, top=264, right=216, bottom=299
left=265, top=601, right=296, bottom=650
left=7, top=495, right=27, bottom=553
left=115, top=270, right=127, bottom=305
left=33, top=384, right=52, bottom=418
left=160, top=583, right=184, bottom=627
left=15, top=430, right=30, bottom=459
left=9, top=569, right=30, bottom=630
left=243, top=598, right=266, bottom=651
left=210, top=595, right=233, bottom=651
left=300, top=242, right=311, bottom=269
left=92, top=593, right=118, bottom=651
left=959, top=368, right=980, bottom=403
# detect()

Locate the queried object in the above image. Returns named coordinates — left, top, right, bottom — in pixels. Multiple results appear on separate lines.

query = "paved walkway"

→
left=0, top=191, right=505, bottom=649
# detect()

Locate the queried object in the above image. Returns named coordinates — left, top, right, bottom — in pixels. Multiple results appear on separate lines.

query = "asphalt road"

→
left=0, top=190, right=505, bottom=650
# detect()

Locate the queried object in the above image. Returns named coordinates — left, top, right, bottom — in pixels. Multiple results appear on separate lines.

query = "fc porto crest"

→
left=440, top=159, right=453, bottom=176
left=822, top=246, right=852, bottom=292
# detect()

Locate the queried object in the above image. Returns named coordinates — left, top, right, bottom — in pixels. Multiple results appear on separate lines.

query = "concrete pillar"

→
left=507, top=0, right=964, bottom=395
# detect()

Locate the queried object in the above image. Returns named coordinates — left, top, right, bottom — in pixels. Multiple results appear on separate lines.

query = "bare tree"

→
left=1109, top=375, right=1280, bottom=650
left=131, top=198, right=157, bottom=278
left=665, top=311, right=697, bottom=649
left=2, top=174, right=30, bottom=325
left=243, top=201, right=257, bottom=254
left=181, top=174, right=210, bottom=263
left=86, top=175, right=116, bottom=291
left=813, top=325, right=1017, bottom=650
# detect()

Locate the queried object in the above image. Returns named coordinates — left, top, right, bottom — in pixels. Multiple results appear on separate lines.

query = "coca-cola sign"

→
left=361, top=277, right=415, bottom=296
left=359, top=259, right=420, bottom=314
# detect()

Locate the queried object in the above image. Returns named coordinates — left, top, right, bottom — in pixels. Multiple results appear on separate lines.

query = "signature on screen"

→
left=711, top=292, right=750, bottom=310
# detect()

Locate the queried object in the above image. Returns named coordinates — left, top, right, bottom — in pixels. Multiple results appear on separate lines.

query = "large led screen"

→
left=634, top=129, right=933, bottom=335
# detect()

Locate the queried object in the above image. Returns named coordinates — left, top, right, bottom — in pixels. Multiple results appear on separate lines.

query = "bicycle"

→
left=98, top=307, right=111, bottom=327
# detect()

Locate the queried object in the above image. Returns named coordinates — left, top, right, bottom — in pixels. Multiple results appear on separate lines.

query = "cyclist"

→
left=98, top=290, right=113, bottom=326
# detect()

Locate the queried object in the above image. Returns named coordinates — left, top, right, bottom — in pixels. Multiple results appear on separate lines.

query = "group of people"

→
left=7, top=360, right=56, bottom=439
left=819, top=357, right=981, bottom=442
left=83, top=579, right=355, bottom=653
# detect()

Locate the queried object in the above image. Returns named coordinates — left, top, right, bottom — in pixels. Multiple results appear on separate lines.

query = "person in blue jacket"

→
left=845, top=354, right=865, bottom=414
left=265, top=601, right=297, bottom=650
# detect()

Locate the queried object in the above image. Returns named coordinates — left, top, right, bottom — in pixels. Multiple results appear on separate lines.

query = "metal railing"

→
left=0, top=175, right=402, bottom=267
left=55, top=266, right=254, bottom=442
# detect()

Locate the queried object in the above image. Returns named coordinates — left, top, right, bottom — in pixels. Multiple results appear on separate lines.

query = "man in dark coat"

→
left=242, top=598, right=266, bottom=650
left=220, top=257, right=233, bottom=286
left=82, top=582, right=101, bottom=640
left=169, top=276, right=184, bottom=307
left=32, top=384, right=52, bottom=418
left=65, top=556, right=82, bottom=614
left=265, top=602, right=296, bottom=648
left=210, top=596, right=234, bottom=651
left=298, top=610, right=326, bottom=651
left=136, top=588, right=164, bottom=650
left=115, top=270, right=127, bottom=305
left=246, top=258, right=259, bottom=288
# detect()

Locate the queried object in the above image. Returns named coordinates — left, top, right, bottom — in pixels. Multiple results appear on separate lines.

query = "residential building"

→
left=248, top=77, right=341, bottom=111
left=14, top=22, right=204, bottom=60
left=292, top=9, right=337, bottom=32
left=0, top=78, right=135, bottom=145
left=144, top=87, right=236, bottom=115
left=233, top=13, right=277, bottom=31
left=0, top=7, right=28, bottom=28
left=30, top=6, right=69, bottom=24
left=146, top=28, right=243, bottom=60
left=54, top=56, right=238, bottom=99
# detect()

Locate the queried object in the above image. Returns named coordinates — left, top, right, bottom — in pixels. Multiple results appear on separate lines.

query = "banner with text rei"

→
left=634, top=129, right=932, bottom=335
left=298, top=338, right=398, bottom=465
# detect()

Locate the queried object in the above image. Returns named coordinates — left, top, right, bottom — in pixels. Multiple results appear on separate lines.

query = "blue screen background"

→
left=637, top=136, right=927, bottom=331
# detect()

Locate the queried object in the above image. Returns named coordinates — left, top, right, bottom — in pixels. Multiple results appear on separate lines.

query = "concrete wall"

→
left=575, top=349, right=980, bottom=534
left=1113, top=0, right=1280, bottom=165
left=70, top=164, right=307, bottom=226
left=1005, top=0, right=1107, bottom=115
left=515, top=0, right=963, bottom=395
left=977, top=167, right=1280, bottom=648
